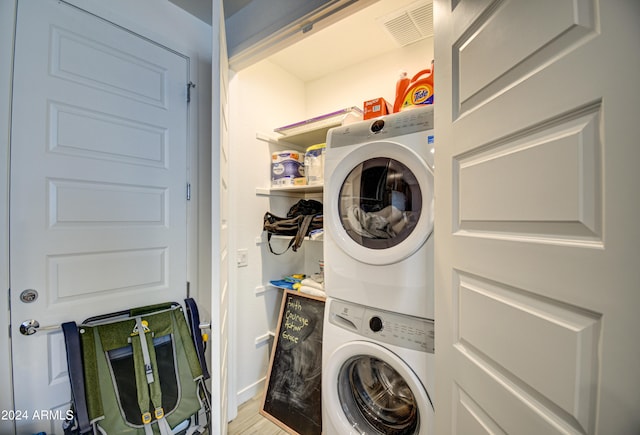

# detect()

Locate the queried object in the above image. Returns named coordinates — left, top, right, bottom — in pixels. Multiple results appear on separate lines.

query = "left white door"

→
left=210, top=0, right=231, bottom=431
left=10, top=1, right=189, bottom=433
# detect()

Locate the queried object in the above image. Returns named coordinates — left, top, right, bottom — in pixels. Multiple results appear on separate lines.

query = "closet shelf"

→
left=257, top=106, right=363, bottom=149
left=256, top=184, right=323, bottom=196
left=254, top=331, right=275, bottom=346
left=255, top=232, right=323, bottom=245
left=267, top=283, right=291, bottom=291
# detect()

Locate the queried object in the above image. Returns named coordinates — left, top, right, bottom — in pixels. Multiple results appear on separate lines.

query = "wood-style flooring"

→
left=228, top=393, right=289, bottom=435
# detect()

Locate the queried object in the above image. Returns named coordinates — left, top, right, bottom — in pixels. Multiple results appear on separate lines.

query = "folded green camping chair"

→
left=62, top=299, right=210, bottom=435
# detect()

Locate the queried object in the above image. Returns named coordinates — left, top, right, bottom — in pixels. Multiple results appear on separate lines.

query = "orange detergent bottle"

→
left=393, top=70, right=410, bottom=113
left=398, top=60, right=434, bottom=111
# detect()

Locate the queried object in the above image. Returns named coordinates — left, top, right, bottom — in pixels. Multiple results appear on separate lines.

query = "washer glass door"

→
left=338, top=355, right=419, bottom=434
left=339, top=157, right=422, bottom=250
left=328, top=141, right=433, bottom=265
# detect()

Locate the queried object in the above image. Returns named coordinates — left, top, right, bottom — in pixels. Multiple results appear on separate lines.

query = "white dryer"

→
left=324, top=105, right=435, bottom=319
left=322, top=298, right=434, bottom=434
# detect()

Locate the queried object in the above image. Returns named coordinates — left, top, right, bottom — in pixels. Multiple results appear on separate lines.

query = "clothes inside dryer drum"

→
left=339, top=157, right=422, bottom=250
left=338, top=355, right=419, bottom=434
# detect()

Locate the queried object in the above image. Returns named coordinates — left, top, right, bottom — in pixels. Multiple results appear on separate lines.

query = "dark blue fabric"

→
left=62, top=322, right=91, bottom=434
left=185, top=298, right=210, bottom=380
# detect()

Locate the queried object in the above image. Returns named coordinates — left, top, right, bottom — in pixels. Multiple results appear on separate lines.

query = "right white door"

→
left=434, top=1, right=640, bottom=434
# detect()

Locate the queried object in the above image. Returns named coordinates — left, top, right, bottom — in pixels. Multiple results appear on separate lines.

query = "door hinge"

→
left=7, top=288, right=10, bottom=338
left=187, top=82, right=196, bottom=103
left=186, top=183, right=191, bottom=201
left=186, top=281, right=190, bottom=298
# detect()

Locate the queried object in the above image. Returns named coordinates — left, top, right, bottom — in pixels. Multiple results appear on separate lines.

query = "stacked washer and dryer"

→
left=322, top=105, right=436, bottom=434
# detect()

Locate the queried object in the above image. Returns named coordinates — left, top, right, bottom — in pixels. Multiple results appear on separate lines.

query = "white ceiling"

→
left=267, top=0, right=432, bottom=82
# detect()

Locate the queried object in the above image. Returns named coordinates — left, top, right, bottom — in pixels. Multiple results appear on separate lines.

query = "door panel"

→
left=50, top=26, right=169, bottom=107
left=50, top=102, right=168, bottom=167
left=455, top=105, right=601, bottom=243
left=455, top=0, right=596, bottom=115
left=10, top=1, right=188, bottom=433
left=454, top=272, right=600, bottom=432
left=435, top=0, right=640, bottom=434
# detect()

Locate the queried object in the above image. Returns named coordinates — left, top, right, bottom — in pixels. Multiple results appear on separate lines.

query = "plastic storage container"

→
left=304, top=143, right=325, bottom=186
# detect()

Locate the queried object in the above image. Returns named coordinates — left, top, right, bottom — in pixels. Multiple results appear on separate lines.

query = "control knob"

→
left=370, top=119, right=385, bottom=133
left=369, top=316, right=383, bottom=332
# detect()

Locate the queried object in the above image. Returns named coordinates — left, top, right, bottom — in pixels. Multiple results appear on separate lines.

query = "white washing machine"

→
left=322, top=297, right=435, bottom=434
left=324, top=105, right=435, bottom=320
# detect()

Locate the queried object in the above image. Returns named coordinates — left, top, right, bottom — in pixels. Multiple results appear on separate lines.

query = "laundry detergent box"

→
left=271, top=150, right=304, bottom=187
left=363, top=97, right=391, bottom=120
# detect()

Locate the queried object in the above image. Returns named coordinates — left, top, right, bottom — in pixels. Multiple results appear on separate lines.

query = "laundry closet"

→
left=1, top=1, right=636, bottom=434
left=226, top=0, right=434, bottom=411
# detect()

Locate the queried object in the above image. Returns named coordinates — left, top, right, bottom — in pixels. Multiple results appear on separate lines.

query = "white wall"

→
left=305, top=38, right=434, bottom=117
left=228, top=59, right=309, bottom=403
left=228, top=37, right=434, bottom=408
left=0, top=2, right=211, bottom=431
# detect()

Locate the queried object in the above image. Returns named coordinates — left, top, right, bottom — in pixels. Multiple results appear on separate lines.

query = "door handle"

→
left=19, top=319, right=59, bottom=336
left=19, top=319, right=208, bottom=336
left=19, top=319, right=209, bottom=336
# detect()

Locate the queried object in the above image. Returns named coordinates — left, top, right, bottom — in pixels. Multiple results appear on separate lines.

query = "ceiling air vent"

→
left=378, top=0, right=433, bottom=47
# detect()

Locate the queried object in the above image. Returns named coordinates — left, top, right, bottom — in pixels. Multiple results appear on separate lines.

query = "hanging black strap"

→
left=61, top=321, right=91, bottom=434
left=266, top=232, right=296, bottom=255
left=185, top=298, right=210, bottom=380
left=292, top=214, right=314, bottom=252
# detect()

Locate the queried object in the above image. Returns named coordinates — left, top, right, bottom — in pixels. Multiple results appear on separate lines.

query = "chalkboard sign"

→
left=260, top=290, right=326, bottom=435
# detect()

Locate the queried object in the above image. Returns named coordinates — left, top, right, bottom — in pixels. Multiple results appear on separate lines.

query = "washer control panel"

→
left=329, top=299, right=434, bottom=353
left=327, top=104, right=434, bottom=149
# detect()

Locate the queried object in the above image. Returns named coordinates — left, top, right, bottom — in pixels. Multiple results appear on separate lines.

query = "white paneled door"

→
left=210, top=0, right=231, bottom=432
left=10, top=1, right=189, bottom=433
left=435, top=0, right=640, bottom=434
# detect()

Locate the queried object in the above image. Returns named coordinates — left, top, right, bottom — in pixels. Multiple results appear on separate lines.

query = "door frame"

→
left=0, top=1, right=17, bottom=433
left=0, top=2, right=211, bottom=431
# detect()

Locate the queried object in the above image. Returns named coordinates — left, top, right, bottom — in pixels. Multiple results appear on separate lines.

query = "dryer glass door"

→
left=338, top=355, right=420, bottom=434
left=339, top=157, right=421, bottom=250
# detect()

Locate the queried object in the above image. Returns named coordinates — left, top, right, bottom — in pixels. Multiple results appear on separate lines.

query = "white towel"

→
left=301, top=278, right=324, bottom=290
left=299, top=286, right=326, bottom=297
left=346, top=205, right=408, bottom=239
